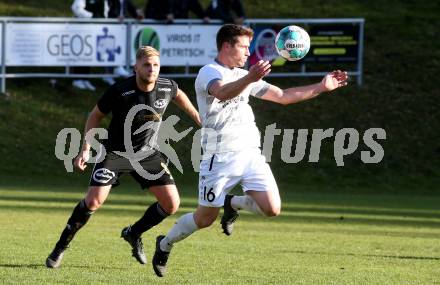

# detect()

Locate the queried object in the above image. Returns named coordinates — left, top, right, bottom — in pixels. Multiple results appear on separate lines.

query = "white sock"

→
left=231, top=195, right=264, bottom=215
left=160, top=213, right=198, bottom=252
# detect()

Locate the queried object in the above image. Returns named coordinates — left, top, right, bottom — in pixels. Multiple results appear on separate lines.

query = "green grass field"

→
left=1, top=182, right=439, bottom=284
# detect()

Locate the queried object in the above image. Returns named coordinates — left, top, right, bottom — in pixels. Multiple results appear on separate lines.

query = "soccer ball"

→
left=275, top=25, right=310, bottom=61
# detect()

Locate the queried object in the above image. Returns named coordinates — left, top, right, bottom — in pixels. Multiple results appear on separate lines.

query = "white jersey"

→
left=195, top=60, right=270, bottom=155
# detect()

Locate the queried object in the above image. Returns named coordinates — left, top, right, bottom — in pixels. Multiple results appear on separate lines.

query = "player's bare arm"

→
left=74, top=105, right=106, bottom=171
left=209, top=60, right=271, bottom=101
left=261, top=70, right=349, bottom=105
left=173, top=88, right=202, bottom=127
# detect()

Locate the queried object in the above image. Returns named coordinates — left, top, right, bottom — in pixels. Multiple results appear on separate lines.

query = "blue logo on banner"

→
left=96, top=27, right=121, bottom=62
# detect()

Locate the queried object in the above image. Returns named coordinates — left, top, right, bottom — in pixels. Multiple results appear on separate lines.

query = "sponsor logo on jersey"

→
left=93, top=168, right=116, bottom=184
left=121, top=90, right=135, bottom=96
left=219, top=96, right=242, bottom=108
left=154, top=98, right=168, bottom=108
left=158, top=87, right=172, bottom=92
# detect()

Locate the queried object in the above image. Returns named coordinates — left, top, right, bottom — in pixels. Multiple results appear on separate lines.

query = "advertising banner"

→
left=6, top=23, right=127, bottom=66
left=305, top=24, right=359, bottom=62
left=249, top=23, right=360, bottom=65
left=130, top=24, right=220, bottom=66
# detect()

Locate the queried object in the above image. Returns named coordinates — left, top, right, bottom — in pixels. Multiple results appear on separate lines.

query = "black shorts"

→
left=89, top=151, right=175, bottom=189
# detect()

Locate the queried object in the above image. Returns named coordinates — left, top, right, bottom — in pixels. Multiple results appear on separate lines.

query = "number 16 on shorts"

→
left=202, top=186, right=216, bottom=202
left=198, top=180, right=224, bottom=207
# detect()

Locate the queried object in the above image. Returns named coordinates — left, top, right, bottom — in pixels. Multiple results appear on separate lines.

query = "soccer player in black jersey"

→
left=46, top=46, right=201, bottom=268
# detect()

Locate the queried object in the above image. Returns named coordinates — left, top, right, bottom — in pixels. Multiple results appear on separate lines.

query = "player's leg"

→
left=221, top=150, right=280, bottom=235
left=129, top=184, right=180, bottom=237
left=231, top=170, right=280, bottom=217
left=160, top=205, right=220, bottom=251
left=152, top=153, right=235, bottom=277
left=46, top=153, right=119, bottom=268
left=220, top=194, right=241, bottom=235
left=121, top=155, right=177, bottom=264
left=244, top=189, right=281, bottom=217
left=121, top=184, right=178, bottom=265
left=221, top=189, right=280, bottom=236
left=45, top=185, right=112, bottom=268
left=84, top=185, right=114, bottom=210
left=152, top=206, right=220, bottom=277
left=159, top=205, right=220, bottom=254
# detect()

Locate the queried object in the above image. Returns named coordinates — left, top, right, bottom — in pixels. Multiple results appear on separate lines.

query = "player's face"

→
left=229, top=36, right=251, bottom=67
left=135, top=55, right=160, bottom=84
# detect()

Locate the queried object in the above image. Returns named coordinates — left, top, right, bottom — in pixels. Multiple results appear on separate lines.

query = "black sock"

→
left=130, top=202, right=170, bottom=237
left=55, top=199, right=94, bottom=249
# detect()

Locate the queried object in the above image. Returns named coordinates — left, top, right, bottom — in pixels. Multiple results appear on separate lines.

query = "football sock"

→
left=130, top=202, right=169, bottom=237
left=231, top=195, right=264, bottom=215
left=160, top=213, right=198, bottom=252
left=56, top=199, right=94, bottom=248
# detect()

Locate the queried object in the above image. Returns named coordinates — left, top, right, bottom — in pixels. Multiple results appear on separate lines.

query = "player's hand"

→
left=74, top=149, right=90, bottom=171
left=247, top=60, right=271, bottom=82
left=321, top=70, right=349, bottom=91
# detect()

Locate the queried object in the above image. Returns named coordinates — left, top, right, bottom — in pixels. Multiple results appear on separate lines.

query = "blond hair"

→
left=136, top=46, right=160, bottom=60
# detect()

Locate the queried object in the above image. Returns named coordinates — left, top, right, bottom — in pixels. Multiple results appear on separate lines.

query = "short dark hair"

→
left=216, top=24, right=254, bottom=51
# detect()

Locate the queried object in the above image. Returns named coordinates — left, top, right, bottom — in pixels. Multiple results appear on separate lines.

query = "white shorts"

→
left=198, top=148, right=278, bottom=207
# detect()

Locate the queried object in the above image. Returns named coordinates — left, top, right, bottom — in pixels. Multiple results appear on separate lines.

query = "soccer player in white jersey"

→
left=152, top=24, right=348, bottom=277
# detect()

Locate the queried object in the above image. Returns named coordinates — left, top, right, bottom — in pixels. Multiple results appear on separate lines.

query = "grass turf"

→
left=0, top=182, right=439, bottom=284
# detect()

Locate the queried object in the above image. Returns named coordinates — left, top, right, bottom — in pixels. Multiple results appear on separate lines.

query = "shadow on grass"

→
left=1, top=203, right=440, bottom=231
left=0, top=264, right=45, bottom=269
left=1, top=192, right=440, bottom=219
left=290, top=250, right=440, bottom=261
left=0, top=263, right=127, bottom=270
left=0, top=195, right=157, bottom=207
left=2, top=183, right=440, bottom=234
left=0, top=194, right=199, bottom=209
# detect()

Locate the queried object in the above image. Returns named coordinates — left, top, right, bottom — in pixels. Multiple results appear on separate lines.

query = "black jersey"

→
left=97, top=76, right=178, bottom=152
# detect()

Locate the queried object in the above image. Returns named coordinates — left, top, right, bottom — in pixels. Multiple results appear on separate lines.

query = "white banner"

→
left=131, top=24, right=220, bottom=66
left=6, top=23, right=127, bottom=66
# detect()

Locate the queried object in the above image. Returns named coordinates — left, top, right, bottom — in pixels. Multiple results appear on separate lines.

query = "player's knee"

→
left=160, top=197, right=180, bottom=215
left=167, top=204, right=179, bottom=215
left=84, top=197, right=104, bottom=211
left=262, top=206, right=281, bottom=217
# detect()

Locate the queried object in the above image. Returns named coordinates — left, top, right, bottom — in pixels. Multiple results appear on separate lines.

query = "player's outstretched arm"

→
left=210, top=60, right=271, bottom=101
left=173, top=88, right=202, bottom=127
left=74, top=105, right=106, bottom=171
left=261, top=70, right=348, bottom=105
